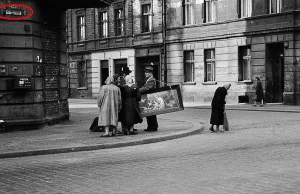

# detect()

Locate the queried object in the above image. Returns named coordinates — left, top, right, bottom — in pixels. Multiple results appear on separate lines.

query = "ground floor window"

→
left=77, top=60, right=87, bottom=88
left=184, top=50, right=194, bottom=82
left=204, top=49, right=215, bottom=82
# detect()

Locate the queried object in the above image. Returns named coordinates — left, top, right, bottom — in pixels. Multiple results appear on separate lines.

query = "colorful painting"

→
left=139, top=85, right=184, bottom=117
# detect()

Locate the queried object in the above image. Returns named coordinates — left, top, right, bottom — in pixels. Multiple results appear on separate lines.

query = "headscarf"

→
left=105, top=77, right=114, bottom=85
left=124, top=75, right=134, bottom=87
left=223, top=83, right=231, bottom=90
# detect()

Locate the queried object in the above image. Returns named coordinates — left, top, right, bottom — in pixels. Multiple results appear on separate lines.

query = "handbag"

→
left=223, top=112, right=229, bottom=131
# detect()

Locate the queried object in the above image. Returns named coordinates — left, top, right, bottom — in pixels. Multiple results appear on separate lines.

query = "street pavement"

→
left=0, top=98, right=300, bottom=159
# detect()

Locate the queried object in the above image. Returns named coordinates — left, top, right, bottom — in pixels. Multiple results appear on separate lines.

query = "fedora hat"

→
left=145, top=66, right=154, bottom=72
left=122, top=66, right=132, bottom=74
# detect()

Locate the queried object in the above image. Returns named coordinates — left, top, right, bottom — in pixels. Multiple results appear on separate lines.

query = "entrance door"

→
left=100, top=60, right=109, bottom=86
left=265, top=43, right=284, bottom=103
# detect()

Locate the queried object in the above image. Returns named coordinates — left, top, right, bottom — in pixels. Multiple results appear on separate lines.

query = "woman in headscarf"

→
left=97, top=77, right=122, bottom=137
left=119, top=76, right=143, bottom=135
left=209, top=83, right=231, bottom=133
left=253, top=77, right=264, bottom=107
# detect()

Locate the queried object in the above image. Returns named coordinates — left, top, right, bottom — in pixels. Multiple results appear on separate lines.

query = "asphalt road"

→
left=1, top=109, right=300, bottom=194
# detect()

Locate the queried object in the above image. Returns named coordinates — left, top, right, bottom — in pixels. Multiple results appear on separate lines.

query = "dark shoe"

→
left=115, top=131, right=123, bottom=135
left=123, top=131, right=129, bottom=135
left=100, top=134, right=110, bottom=137
left=252, top=105, right=256, bottom=107
left=144, top=128, right=158, bottom=132
left=260, top=105, right=263, bottom=107
left=209, top=126, right=215, bottom=133
left=129, top=131, right=138, bottom=135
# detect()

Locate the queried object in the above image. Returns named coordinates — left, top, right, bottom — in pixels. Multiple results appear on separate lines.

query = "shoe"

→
left=252, top=105, right=256, bottom=107
left=115, top=131, right=123, bottom=135
left=123, top=131, right=129, bottom=135
left=209, top=126, right=215, bottom=133
left=215, top=130, right=224, bottom=133
left=100, top=134, right=110, bottom=137
left=129, top=131, right=138, bottom=135
left=144, top=128, right=158, bottom=132
left=260, top=105, right=263, bottom=107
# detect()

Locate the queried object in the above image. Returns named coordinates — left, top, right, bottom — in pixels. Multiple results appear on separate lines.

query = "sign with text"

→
left=14, top=76, right=32, bottom=89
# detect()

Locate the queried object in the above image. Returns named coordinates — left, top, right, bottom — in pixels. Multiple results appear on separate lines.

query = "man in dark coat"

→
left=139, top=64, right=158, bottom=132
left=209, top=83, right=231, bottom=133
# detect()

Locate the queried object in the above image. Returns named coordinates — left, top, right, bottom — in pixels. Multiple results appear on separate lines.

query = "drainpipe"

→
left=162, top=0, right=167, bottom=85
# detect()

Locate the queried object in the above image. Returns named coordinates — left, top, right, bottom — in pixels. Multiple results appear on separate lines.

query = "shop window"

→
left=78, top=61, right=87, bottom=88
left=204, top=0, right=216, bottom=23
left=184, top=51, right=195, bottom=82
left=183, top=0, right=194, bottom=25
left=239, top=0, right=252, bottom=18
left=115, top=8, right=124, bottom=36
left=204, top=49, right=215, bottom=82
left=99, top=11, right=108, bottom=38
left=141, top=4, right=152, bottom=33
left=238, top=46, right=251, bottom=81
left=77, top=16, right=85, bottom=41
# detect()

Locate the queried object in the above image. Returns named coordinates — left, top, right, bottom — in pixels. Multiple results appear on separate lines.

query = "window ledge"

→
left=182, top=82, right=196, bottom=85
left=202, top=81, right=217, bottom=85
left=77, top=87, right=87, bottom=90
left=237, top=80, right=253, bottom=85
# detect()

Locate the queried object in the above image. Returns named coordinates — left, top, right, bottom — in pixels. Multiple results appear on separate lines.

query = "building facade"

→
left=67, top=0, right=300, bottom=105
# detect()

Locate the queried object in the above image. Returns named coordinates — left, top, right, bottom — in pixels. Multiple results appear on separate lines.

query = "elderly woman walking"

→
left=97, top=77, right=122, bottom=137
left=209, top=83, right=231, bottom=133
left=119, top=76, right=143, bottom=135
left=253, top=77, right=264, bottom=107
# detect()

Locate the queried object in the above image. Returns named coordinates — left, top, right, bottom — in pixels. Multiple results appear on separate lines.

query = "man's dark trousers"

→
left=146, top=115, right=158, bottom=130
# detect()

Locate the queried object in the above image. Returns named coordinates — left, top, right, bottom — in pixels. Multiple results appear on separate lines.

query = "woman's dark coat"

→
left=210, top=87, right=228, bottom=125
left=119, top=84, right=143, bottom=126
left=255, top=81, right=264, bottom=102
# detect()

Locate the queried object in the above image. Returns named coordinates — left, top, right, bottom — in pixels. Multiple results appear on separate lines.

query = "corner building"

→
left=67, top=0, right=300, bottom=105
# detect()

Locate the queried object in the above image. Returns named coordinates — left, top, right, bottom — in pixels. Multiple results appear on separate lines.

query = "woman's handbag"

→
left=223, top=112, right=229, bottom=131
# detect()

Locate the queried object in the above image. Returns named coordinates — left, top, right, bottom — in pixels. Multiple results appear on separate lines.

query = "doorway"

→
left=100, top=60, right=109, bottom=86
left=265, top=43, right=284, bottom=103
left=135, top=56, right=160, bottom=88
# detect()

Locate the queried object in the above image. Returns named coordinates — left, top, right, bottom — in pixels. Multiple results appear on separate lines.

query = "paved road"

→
left=1, top=109, right=300, bottom=194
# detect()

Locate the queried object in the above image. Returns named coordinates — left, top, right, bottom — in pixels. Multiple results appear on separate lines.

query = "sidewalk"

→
left=1, top=99, right=299, bottom=160
left=0, top=100, right=203, bottom=159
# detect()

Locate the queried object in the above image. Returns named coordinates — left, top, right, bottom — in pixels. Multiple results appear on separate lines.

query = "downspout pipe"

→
left=162, top=0, right=167, bottom=85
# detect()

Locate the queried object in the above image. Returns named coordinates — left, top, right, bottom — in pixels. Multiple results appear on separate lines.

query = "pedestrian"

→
left=209, top=83, right=231, bottom=133
left=97, top=76, right=122, bottom=137
left=252, top=77, right=264, bottom=107
left=139, top=63, right=158, bottom=132
left=119, top=76, right=143, bottom=135
left=112, top=74, right=120, bottom=86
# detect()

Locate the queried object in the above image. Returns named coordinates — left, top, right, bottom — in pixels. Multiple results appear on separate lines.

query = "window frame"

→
left=99, top=11, right=108, bottom=38
left=204, top=0, right=216, bottom=23
left=239, top=0, right=252, bottom=18
left=183, top=50, right=195, bottom=83
left=238, top=46, right=252, bottom=82
left=77, top=15, right=85, bottom=41
left=141, top=3, right=152, bottom=33
left=204, top=49, right=215, bottom=82
left=77, top=60, right=87, bottom=88
left=268, top=0, right=282, bottom=14
left=115, top=8, right=125, bottom=36
left=183, top=0, right=194, bottom=26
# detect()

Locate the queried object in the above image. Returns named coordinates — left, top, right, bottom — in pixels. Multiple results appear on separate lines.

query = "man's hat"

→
left=145, top=63, right=154, bottom=72
left=122, top=66, right=132, bottom=74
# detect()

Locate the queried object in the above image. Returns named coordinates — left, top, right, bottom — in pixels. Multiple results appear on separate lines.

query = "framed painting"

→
left=139, top=84, right=184, bottom=117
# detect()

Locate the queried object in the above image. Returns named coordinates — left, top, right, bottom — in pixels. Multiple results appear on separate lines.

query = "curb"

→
left=186, top=106, right=300, bottom=113
left=0, top=122, right=203, bottom=160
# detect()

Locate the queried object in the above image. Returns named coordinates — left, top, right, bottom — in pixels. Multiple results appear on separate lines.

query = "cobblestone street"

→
left=1, top=108, right=300, bottom=193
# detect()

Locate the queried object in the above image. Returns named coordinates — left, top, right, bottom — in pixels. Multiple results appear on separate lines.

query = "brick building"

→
left=67, top=0, right=300, bottom=105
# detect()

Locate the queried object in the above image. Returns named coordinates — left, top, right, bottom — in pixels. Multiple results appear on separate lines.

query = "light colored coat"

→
left=97, top=84, right=122, bottom=127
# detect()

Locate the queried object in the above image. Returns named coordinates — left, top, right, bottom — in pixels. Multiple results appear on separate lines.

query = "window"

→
left=204, top=49, right=215, bottom=82
left=239, top=0, right=252, bottom=18
left=141, top=4, right=152, bottom=33
left=184, top=51, right=195, bottom=82
left=78, top=61, right=87, bottom=88
left=183, top=0, right=194, bottom=25
left=115, top=8, right=124, bottom=36
left=238, top=46, right=251, bottom=81
left=268, top=0, right=282, bottom=14
left=99, top=11, right=108, bottom=38
left=204, top=0, right=216, bottom=23
left=77, top=16, right=85, bottom=41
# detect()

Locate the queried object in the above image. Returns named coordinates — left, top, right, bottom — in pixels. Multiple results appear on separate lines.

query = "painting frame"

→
left=139, top=84, right=184, bottom=117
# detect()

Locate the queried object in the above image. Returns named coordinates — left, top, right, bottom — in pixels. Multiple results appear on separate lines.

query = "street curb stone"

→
left=0, top=122, right=203, bottom=159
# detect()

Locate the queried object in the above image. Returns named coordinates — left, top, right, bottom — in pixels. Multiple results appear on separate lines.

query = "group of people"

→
left=97, top=64, right=159, bottom=137
left=209, top=76, right=264, bottom=133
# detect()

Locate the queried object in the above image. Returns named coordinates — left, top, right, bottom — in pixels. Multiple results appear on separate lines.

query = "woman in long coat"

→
left=97, top=77, right=122, bottom=137
left=253, top=77, right=264, bottom=107
left=119, top=76, right=143, bottom=135
left=209, top=83, right=231, bottom=133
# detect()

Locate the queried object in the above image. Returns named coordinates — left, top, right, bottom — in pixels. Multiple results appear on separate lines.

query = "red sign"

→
left=0, top=4, right=34, bottom=21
